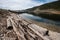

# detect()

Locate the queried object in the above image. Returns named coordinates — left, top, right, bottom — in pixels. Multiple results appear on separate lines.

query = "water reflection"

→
left=20, top=13, right=60, bottom=26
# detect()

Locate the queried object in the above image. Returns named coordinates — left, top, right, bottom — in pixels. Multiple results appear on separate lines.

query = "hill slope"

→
left=26, top=1, right=60, bottom=11
left=26, top=1, right=60, bottom=21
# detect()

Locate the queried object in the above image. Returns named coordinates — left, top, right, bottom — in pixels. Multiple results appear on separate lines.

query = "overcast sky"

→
left=0, top=0, right=57, bottom=10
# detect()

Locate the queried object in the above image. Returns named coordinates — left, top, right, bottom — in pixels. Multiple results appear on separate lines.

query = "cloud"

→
left=0, top=0, right=57, bottom=10
left=33, top=0, right=57, bottom=3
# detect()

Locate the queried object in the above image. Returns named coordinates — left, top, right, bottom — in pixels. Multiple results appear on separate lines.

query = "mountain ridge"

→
left=25, top=1, right=60, bottom=21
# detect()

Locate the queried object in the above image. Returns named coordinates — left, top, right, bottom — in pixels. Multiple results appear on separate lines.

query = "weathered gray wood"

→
left=7, top=14, right=51, bottom=40
left=28, top=25, right=49, bottom=40
left=1, top=37, right=16, bottom=40
left=9, top=18, right=26, bottom=40
left=7, top=18, right=13, bottom=30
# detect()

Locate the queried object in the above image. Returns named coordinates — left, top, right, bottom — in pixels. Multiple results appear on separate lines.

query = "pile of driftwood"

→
left=6, top=14, right=51, bottom=40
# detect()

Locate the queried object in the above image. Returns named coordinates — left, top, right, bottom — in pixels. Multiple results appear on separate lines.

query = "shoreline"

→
left=20, top=15, right=60, bottom=33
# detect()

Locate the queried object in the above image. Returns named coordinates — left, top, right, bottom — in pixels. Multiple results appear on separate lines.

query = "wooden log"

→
left=28, top=24, right=47, bottom=35
left=7, top=18, right=13, bottom=30
left=1, top=37, right=16, bottom=40
left=15, top=15, right=48, bottom=40
left=9, top=18, right=26, bottom=40
left=7, top=14, right=51, bottom=40
left=28, top=25, right=50, bottom=40
left=9, top=16, right=37, bottom=40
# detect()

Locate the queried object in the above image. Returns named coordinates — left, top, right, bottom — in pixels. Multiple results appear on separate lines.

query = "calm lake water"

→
left=20, top=13, right=60, bottom=26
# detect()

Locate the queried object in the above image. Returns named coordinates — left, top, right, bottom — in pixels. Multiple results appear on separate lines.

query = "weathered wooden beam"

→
left=7, top=18, right=13, bottom=30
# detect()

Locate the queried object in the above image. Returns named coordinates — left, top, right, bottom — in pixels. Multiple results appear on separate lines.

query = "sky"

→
left=0, top=0, right=57, bottom=10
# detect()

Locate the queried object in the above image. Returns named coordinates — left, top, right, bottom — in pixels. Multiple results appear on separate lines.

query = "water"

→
left=20, top=13, right=60, bottom=26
